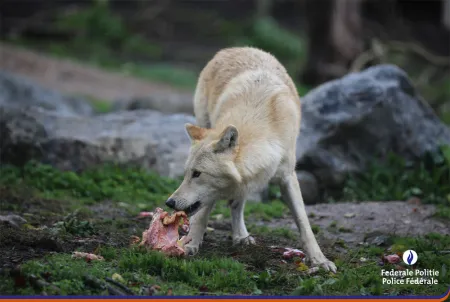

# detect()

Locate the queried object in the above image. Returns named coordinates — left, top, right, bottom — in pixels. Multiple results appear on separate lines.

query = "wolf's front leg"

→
left=229, top=199, right=255, bottom=245
left=279, top=172, right=337, bottom=273
left=184, top=204, right=214, bottom=256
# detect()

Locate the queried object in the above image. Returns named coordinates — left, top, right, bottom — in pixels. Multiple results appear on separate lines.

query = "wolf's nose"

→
left=165, top=198, right=176, bottom=209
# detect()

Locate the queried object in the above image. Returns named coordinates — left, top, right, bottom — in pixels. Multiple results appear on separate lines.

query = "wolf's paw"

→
left=310, top=257, right=337, bottom=273
left=233, top=235, right=256, bottom=246
left=184, top=243, right=199, bottom=256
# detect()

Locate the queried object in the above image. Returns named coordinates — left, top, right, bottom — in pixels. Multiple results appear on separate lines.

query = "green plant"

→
left=52, top=210, right=96, bottom=236
left=55, top=0, right=161, bottom=59
left=342, top=148, right=450, bottom=205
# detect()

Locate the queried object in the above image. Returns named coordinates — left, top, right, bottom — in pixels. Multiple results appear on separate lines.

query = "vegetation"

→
left=342, top=147, right=450, bottom=207
left=0, top=161, right=179, bottom=214
left=0, top=161, right=449, bottom=296
left=4, top=0, right=308, bottom=95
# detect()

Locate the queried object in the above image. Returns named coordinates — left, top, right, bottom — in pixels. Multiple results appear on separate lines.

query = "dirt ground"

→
left=0, top=43, right=193, bottom=102
left=267, top=201, right=450, bottom=247
left=2, top=186, right=448, bottom=271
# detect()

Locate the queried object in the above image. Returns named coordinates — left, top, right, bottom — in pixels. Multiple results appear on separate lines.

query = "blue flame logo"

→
left=403, top=250, right=418, bottom=265
left=407, top=251, right=413, bottom=265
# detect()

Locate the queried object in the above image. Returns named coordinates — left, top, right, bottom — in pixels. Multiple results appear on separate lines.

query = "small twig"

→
left=28, top=274, right=61, bottom=294
left=350, top=50, right=377, bottom=72
left=388, top=40, right=450, bottom=66
left=83, top=274, right=126, bottom=296
left=105, top=277, right=134, bottom=295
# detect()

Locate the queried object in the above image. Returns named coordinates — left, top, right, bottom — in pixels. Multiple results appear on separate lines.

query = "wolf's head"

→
left=165, top=123, right=242, bottom=216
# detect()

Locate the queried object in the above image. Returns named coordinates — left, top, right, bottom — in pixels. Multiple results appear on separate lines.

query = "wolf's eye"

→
left=192, top=170, right=201, bottom=178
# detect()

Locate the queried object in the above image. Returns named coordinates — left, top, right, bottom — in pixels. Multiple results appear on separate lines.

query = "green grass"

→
left=249, top=225, right=297, bottom=240
left=211, top=199, right=287, bottom=222
left=0, top=161, right=449, bottom=296
left=0, top=161, right=180, bottom=213
left=1, top=233, right=448, bottom=296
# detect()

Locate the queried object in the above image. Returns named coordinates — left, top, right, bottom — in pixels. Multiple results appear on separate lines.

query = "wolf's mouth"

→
left=184, top=201, right=201, bottom=216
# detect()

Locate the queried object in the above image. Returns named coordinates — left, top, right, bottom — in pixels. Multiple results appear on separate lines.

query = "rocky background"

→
left=0, top=0, right=449, bottom=204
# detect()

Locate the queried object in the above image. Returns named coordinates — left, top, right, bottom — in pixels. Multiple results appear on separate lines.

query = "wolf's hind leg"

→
left=279, top=172, right=337, bottom=273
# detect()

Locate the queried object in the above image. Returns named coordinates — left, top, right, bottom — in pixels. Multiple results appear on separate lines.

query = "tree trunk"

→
left=300, top=0, right=364, bottom=86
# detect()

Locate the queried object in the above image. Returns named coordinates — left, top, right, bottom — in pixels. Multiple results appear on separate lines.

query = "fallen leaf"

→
left=130, top=235, right=141, bottom=245
left=344, top=213, right=356, bottom=218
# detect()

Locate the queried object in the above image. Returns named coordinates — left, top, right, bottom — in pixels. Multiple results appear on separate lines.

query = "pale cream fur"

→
left=167, top=47, right=336, bottom=272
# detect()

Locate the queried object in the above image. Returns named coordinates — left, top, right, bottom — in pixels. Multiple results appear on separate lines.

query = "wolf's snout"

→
left=165, top=198, right=176, bottom=209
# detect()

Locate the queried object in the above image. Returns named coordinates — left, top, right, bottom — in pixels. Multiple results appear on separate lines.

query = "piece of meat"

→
left=139, top=207, right=191, bottom=256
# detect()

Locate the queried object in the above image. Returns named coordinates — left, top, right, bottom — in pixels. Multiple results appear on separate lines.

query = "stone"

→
left=297, top=64, right=450, bottom=189
left=0, top=106, right=195, bottom=178
left=0, top=70, right=93, bottom=116
left=297, top=171, right=320, bottom=205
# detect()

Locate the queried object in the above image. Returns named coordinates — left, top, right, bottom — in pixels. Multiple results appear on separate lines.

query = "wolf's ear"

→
left=214, top=125, right=238, bottom=152
left=185, top=123, right=207, bottom=141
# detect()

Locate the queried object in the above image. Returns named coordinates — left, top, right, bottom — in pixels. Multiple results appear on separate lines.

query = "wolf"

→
left=165, top=47, right=336, bottom=272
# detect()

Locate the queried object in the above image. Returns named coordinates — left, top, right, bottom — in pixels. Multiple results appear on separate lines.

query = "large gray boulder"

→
left=0, top=107, right=195, bottom=178
left=296, top=64, right=450, bottom=191
left=0, top=70, right=93, bottom=116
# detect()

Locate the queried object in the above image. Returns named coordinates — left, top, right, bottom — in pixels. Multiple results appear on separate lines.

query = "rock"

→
left=297, top=64, right=450, bottom=188
left=113, top=91, right=194, bottom=115
left=0, top=106, right=195, bottom=178
left=0, top=70, right=93, bottom=116
left=297, top=171, right=320, bottom=205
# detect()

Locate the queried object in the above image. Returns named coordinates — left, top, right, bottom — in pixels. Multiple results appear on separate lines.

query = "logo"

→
left=402, top=250, right=418, bottom=265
